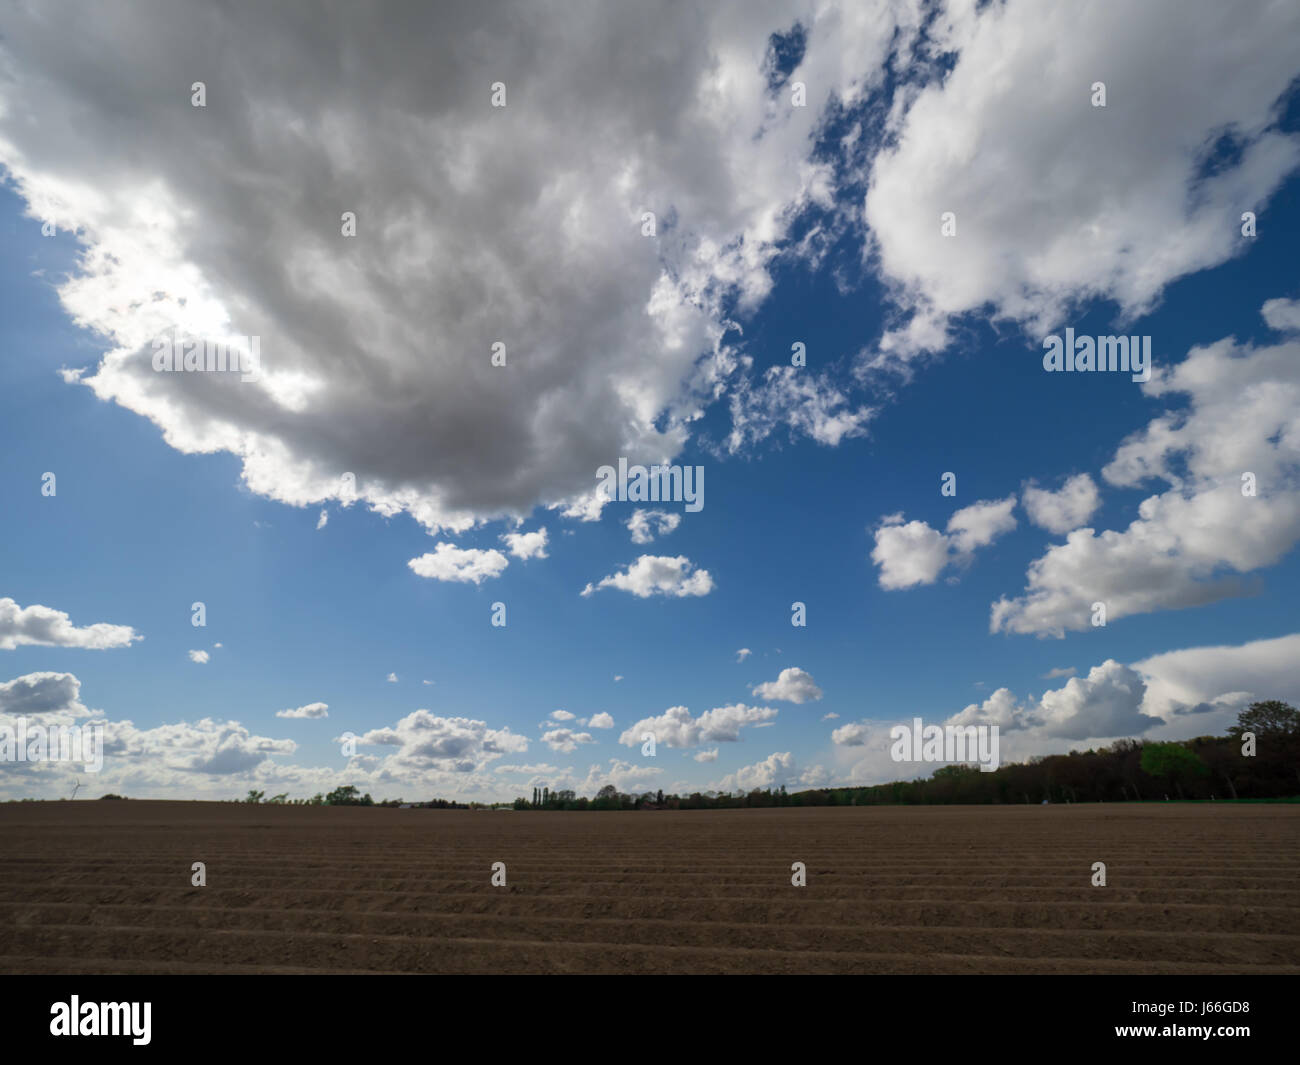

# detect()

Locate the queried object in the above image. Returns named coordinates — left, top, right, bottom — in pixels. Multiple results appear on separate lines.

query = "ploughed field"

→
left=1, top=801, right=1297, bottom=974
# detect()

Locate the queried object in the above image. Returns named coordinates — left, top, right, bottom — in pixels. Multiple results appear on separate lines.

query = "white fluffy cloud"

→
left=626, top=509, right=682, bottom=545
left=946, top=497, right=1018, bottom=554
left=0, top=670, right=297, bottom=789
left=832, top=632, right=1300, bottom=787
left=578, top=759, right=663, bottom=795
left=831, top=721, right=871, bottom=747
left=187, top=650, right=210, bottom=664
left=1022, top=474, right=1100, bottom=535
left=871, top=496, right=1016, bottom=589
left=752, top=666, right=823, bottom=703
left=352, top=710, right=528, bottom=773
left=949, top=633, right=1300, bottom=752
left=581, top=555, right=713, bottom=598
left=863, top=0, right=1300, bottom=364
left=994, top=311, right=1300, bottom=636
left=870, top=516, right=950, bottom=589
left=948, top=660, right=1152, bottom=741
left=408, top=543, right=509, bottom=584
left=276, top=702, right=329, bottom=719
left=588, top=712, right=614, bottom=729
left=0, top=598, right=140, bottom=651
left=541, top=728, right=596, bottom=753
left=501, top=527, right=549, bottom=560
left=1133, top=632, right=1300, bottom=735
left=1262, top=297, right=1300, bottom=333
left=716, top=750, right=797, bottom=792
left=619, top=703, right=778, bottom=749
left=735, top=648, right=752, bottom=662
left=0, top=671, right=556, bottom=801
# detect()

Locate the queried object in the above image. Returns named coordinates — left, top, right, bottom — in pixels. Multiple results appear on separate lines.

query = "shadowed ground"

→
left=1, top=801, right=1297, bottom=974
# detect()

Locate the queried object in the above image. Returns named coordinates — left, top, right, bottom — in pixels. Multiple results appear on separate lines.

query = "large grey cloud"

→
left=0, top=0, right=922, bottom=536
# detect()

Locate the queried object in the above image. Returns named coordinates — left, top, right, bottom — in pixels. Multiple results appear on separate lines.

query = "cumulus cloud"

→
left=944, top=633, right=1300, bottom=756
left=619, top=703, right=777, bottom=748
left=549, top=709, right=575, bottom=722
left=177, top=723, right=299, bottom=775
left=948, top=661, right=1152, bottom=741
left=1133, top=632, right=1300, bottom=734
left=1261, top=297, right=1300, bottom=333
left=187, top=650, right=209, bottom=664
left=0, top=671, right=93, bottom=722
left=541, top=728, right=596, bottom=753
left=0, top=670, right=297, bottom=785
left=693, top=748, right=719, bottom=763
left=735, top=648, right=751, bottom=662
left=0, top=1, right=934, bottom=546
left=501, top=527, right=549, bottom=560
left=871, top=496, right=1016, bottom=589
left=578, top=759, right=662, bottom=795
left=581, top=555, right=713, bottom=598
left=626, top=509, right=682, bottom=545
left=831, top=632, right=1300, bottom=788
left=1022, top=474, right=1100, bottom=535
left=752, top=666, right=823, bottom=703
left=0, top=598, right=140, bottom=651
left=871, top=516, right=948, bottom=588
left=316, top=509, right=328, bottom=530
left=831, top=721, right=871, bottom=747
left=946, top=497, right=1020, bottom=554
left=993, top=312, right=1300, bottom=636
left=408, top=543, right=509, bottom=584
left=588, top=712, right=614, bottom=729
left=862, top=0, right=1300, bottom=364
left=352, top=710, right=528, bottom=773
left=276, top=702, right=329, bottom=719
left=716, top=751, right=796, bottom=792
left=0, top=671, right=551, bottom=801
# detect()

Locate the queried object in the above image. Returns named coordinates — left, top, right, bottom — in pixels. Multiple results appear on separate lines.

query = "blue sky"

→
left=1, top=1, right=1298, bottom=801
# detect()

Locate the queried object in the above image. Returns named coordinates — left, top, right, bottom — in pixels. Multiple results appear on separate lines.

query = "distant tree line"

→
left=511, top=701, right=1299, bottom=810
left=234, top=785, right=474, bottom=808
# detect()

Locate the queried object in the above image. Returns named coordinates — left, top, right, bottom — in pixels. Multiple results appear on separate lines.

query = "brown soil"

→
left=1, top=801, right=1297, bottom=974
